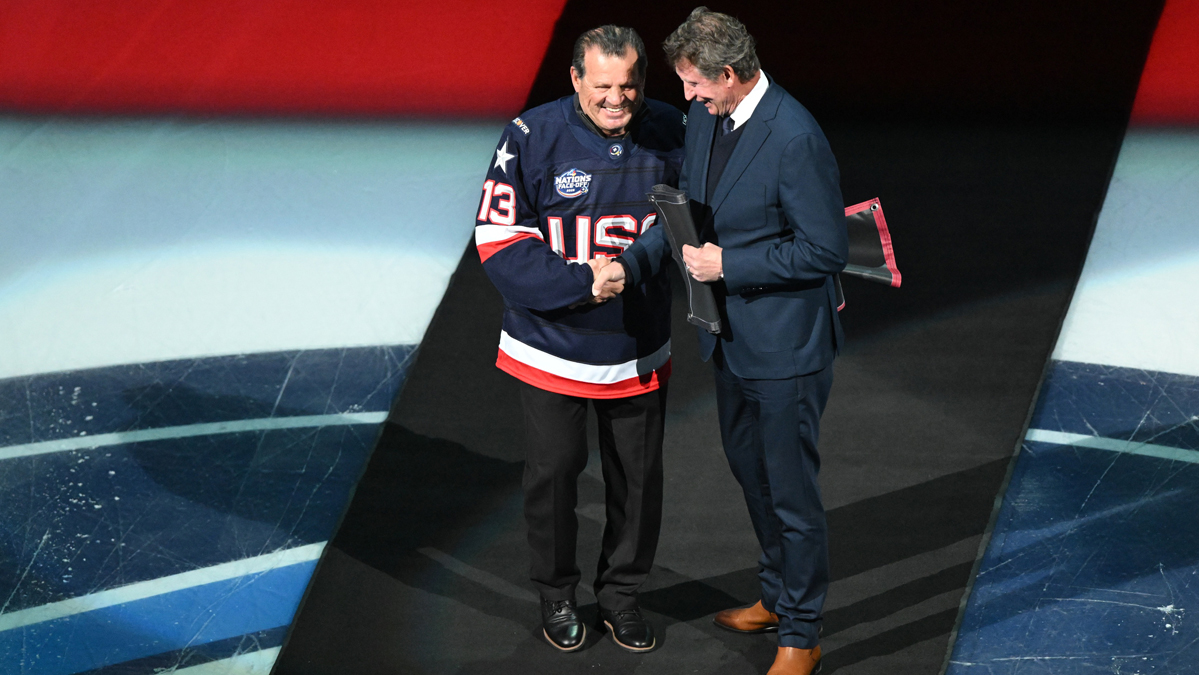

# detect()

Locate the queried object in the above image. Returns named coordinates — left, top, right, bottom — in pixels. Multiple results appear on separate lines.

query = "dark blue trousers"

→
left=713, top=355, right=833, bottom=649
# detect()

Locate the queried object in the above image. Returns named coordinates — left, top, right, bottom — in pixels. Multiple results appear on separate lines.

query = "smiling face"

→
left=675, top=60, right=737, bottom=116
left=570, top=45, right=643, bottom=137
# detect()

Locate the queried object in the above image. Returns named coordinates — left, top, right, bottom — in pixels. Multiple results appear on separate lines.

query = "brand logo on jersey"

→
left=512, top=117, right=531, bottom=135
left=554, top=168, right=592, bottom=198
left=608, top=143, right=623, bottom=158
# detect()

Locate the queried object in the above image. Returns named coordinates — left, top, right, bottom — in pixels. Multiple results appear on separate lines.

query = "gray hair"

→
left=663, top=7, right=759, bottom=81
left=572, top=25, right=647, bottom=83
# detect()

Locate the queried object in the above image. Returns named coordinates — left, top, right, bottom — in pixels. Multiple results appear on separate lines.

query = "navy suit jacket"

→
left=622, top=79, right=848, bottom=379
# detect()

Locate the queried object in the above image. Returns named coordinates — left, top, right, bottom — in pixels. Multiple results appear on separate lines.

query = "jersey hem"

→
left=497, top=350, right=671, bottom=399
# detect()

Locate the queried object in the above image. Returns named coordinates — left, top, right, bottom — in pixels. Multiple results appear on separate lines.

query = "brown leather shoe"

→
left=766, top=645, right=822, bottom=675
left=713, top=600, right=779, bottom=633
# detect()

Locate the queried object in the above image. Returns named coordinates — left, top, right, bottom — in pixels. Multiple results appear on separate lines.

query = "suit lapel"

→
left=690, top=105, right=716, bottom=203
left=709, top=85, right=782, bottom=214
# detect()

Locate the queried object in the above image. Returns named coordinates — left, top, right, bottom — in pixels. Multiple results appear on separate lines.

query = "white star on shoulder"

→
left=494, top=139, right=516, bottom=175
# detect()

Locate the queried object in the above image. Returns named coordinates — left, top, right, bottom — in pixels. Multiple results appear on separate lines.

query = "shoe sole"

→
left=603, top=620, right=656, bottom=653
left=543, top=624, right=586, bottom=652
left=712, top=618, right=778, bottom=634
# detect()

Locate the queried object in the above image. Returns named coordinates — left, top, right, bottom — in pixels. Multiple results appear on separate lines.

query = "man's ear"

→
left=570, top=66, right=582, bottom=93
left=722, top=65, right=737, bottom=87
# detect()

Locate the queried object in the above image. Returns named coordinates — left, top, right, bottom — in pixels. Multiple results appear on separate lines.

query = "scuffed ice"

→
left=948, top=362, right=1199, bottom=674
left=1031, top=362, right=1199, bottom=453
left=0, top=346, right=415, bottom=672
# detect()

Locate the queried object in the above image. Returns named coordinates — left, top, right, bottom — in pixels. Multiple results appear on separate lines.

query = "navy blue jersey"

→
left=474, top=96, right=686, bottom=398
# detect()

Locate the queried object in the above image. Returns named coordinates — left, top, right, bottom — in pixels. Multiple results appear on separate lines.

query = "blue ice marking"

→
left=0, top=556, right=318, bottom=675
left=0, top=411, right=388, bottom=461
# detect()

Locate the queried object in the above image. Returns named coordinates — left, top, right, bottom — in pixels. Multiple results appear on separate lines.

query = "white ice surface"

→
left=0, top=117, right=502, bottom=379
left=173, top=648, right=281, bottom=675
left=1053, top=129, right=1199, bottom=377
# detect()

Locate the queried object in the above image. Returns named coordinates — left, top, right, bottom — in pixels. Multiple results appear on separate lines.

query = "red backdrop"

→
left=1131, top=0, right=1199, bottom=124
left=0, top=0, right=566, bottom=117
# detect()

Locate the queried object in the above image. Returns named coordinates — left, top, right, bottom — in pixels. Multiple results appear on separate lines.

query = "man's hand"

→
left=567, top=258, right=617, bottom=308
left=682, top=243, right=723, bottom=282
left=586, top=256, right=609, bottom=278
left=591, top=257, right=626, bottom=300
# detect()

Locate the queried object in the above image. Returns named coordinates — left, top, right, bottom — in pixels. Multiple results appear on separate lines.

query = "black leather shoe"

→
left=599, top=606, right=655, bottom=652
left=541, top=598, right=586, bottom=652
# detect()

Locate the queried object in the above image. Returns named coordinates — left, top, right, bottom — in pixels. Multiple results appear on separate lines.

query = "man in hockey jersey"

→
left=473, top=25, right=685, bottom=653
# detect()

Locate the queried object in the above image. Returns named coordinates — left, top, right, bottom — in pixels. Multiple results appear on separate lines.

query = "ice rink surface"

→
left=948, top=130, right=1199, bottom=674
left=0, top=117, right=498, bottom=674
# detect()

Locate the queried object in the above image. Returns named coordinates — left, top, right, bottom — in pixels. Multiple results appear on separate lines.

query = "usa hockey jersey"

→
left=475, top=96, right=686, bottom=398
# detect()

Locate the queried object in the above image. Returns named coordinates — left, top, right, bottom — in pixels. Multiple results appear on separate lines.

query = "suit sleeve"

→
left=721, top=132, right=848, bottom=294
left=474, top=129, right=595, bottom=311
left=616, top=222, right=670, bottom=288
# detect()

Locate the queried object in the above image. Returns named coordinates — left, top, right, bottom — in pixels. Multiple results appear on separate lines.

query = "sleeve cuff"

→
left=617, top=257, right=635, bottom=285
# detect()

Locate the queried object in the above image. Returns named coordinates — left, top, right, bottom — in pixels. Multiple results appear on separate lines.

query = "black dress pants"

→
left=518, top=381, right=666, bottom=611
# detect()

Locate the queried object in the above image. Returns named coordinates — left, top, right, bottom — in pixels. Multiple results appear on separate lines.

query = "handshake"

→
left=588, top=256, right=627, bottom=303
left=585, top=243, right=723, bottom=304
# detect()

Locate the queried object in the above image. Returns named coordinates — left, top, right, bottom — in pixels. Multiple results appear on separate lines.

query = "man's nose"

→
left=605, top=89, right=623, bottom=106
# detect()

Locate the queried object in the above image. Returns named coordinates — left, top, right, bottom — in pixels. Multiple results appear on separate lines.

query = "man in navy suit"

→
left=594, top=7, right=847, bottom=674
